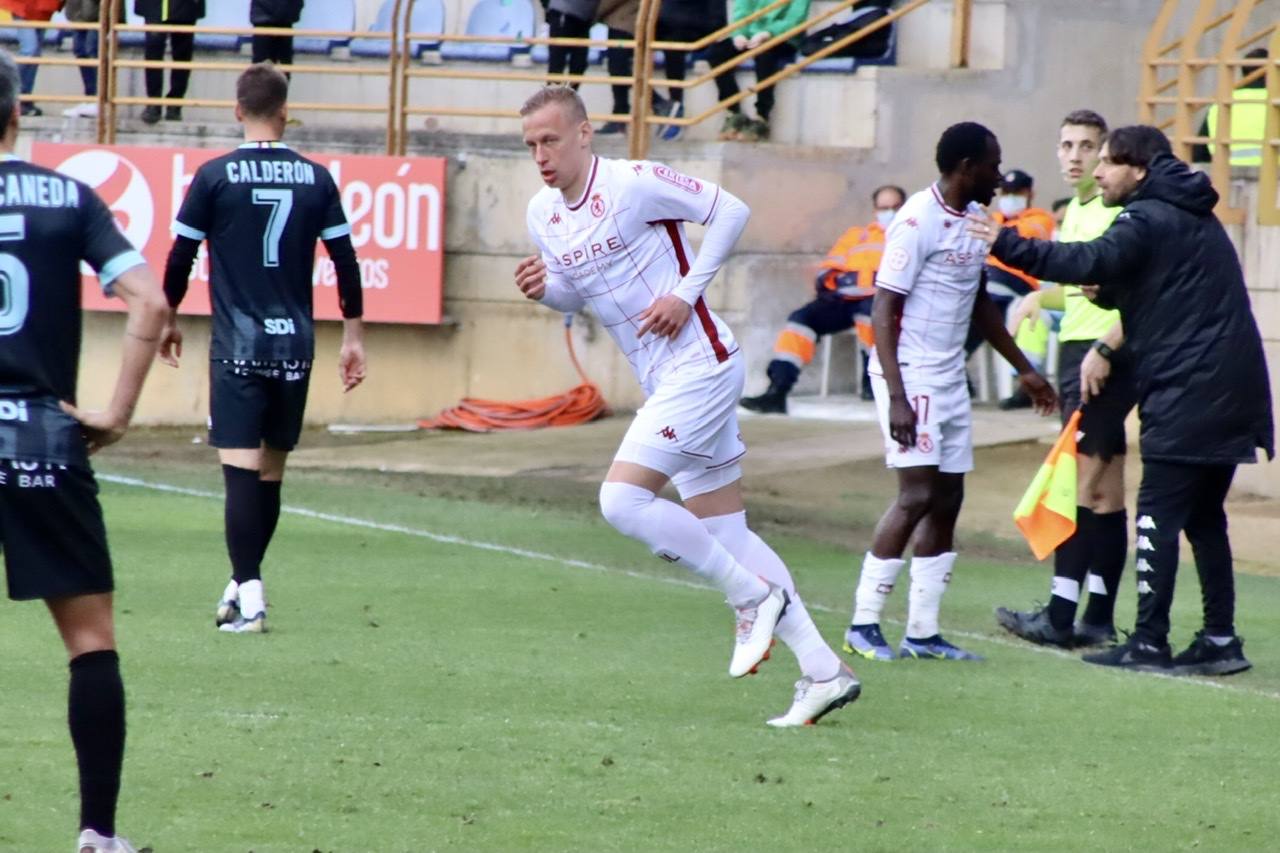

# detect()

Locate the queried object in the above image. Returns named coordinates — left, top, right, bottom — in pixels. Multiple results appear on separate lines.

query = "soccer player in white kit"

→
left=843, top=123, right=1057, bottom=662
left=514, top=86, right=860, bottom=726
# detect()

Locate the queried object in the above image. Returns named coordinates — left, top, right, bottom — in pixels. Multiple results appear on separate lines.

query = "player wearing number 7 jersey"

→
left=161, top=63, right=367, bottom=635
left=843, top=122, right=1057, bottom=663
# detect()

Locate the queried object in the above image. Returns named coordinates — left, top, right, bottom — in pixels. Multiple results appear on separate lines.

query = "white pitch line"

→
left=99, top=472, right=1280, bottom=703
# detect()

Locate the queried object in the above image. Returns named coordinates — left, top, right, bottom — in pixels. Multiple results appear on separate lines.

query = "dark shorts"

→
left=209, top=359, right=312, bottom=452
left=0, top=461, right=113, bottom=601
left=1058, top=340, right=1138, bottom=460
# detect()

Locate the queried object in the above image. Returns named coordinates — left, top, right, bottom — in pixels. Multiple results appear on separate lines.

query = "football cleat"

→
left=1072, top=620, right=1118, bottom=648
left=767, top=665, right=862, bottom=727
left=995, top=605, right=1073, bottom=647
left=1081, top=635, right=1171, bottom=672
left=1170, top=631, right=1251, bottom=677
left=218, top=612, right=267, bottom=634
left=899, top=634, right=984, bottom=661
left=78, top=828, right=139, bottom=853
left=842, top=623, right=895, bottom=661
left=728, top=583, right=789, bottom=678
left=214, top=578, right=239, bottom=627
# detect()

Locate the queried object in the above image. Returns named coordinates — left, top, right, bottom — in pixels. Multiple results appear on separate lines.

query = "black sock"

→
left=1082, top=509, right=1128, bottom=627
left=69, top=650, right=125, bottom=837
left=1047, top=507, right=1094, bottom=630
left=223, top=464, right=264, bottom=584
left=258, top=480, right=282, bottom=565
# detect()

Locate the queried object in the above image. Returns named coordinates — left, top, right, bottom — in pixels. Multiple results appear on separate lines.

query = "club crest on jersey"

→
left=886, top=246, right=910, bottom=272
left=652, top=164, right=702, bottom=194
left=657, top=426, right=678, bottom=441
left=917, top=433, right=934, bottom=453
left=590, top=193, right=606, bottom=217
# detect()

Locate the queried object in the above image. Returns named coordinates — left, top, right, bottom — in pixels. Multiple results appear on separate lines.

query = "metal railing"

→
left=1138, top=0, right=1279, bottom=223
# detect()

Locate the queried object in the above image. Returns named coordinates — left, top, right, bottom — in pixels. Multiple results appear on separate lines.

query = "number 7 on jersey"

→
left=252, top=188, right=294, bottom=268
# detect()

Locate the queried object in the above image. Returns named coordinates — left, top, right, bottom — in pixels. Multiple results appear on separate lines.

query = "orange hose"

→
left=418, top=322, right=609, bottom=432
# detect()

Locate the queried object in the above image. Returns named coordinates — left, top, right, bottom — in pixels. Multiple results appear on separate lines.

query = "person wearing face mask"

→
left=740, top=184, right=906, bottom=413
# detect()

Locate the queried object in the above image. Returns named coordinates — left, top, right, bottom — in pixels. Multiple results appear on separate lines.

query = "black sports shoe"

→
left=597, top=121, right=626, bottom=135
left=1072, top=620, right=1117, bottom=647
left=995, top=605, right=1073, bottom=647
left=1171, top=631, right=1252, bottom=676
left=1082, top=635, right=1171, bottom=672
left=140, top=105, right=161, bottom=125
left=739, top=390, right=787, bottom=414
left=165, top=105, right=183, bottom=121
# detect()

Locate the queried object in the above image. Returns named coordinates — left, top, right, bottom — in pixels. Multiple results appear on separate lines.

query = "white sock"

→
left=220, top=577, right=239, bottom=604
left=1051, top=576, right=1081, bottom=602
left=238, top=579, right=265, bottom=619
left=599, top=483, right=768, bottom=606
left=906, top=552, right=956, bottom=639
left=702, top=511, right=842, bottom=681
left=1086, top=572, right=1108, bottom=595
left=852, top=552, right=906, bottom=626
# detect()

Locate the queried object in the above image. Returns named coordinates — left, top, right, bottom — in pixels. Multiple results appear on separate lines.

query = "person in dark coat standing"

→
left=251, top=0, right=304, bottom=73
left=135, top=0, right=206, bottom=124
left=971, top=125, right=1274, bottom=676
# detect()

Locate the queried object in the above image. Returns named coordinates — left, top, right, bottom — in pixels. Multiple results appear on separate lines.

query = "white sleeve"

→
left=527, top=212, right=585, bottom=313
left=874, top=210, right=928, bottom=295
left=632, top=161, right=722, bottom=227
left=671, top=189, right=749, bottom=306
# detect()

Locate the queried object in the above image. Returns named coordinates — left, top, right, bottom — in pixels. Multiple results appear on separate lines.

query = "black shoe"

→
left=19, top=102, right=41, bottom=117
left=998, top=389, right=1032, bottom=410
left=995, top=605, right=1073, bottom=647
left=1072, top=620, right=1117, bottom=647
left=164, top=105, right=182, bottom=121
left=739, top=391, right=787, bottom=414
left=1082, top=635, right=1172, bottom=672
left=597, top=121, right=626, bottom=135
left=140, top=105, right=162, bottom=125
left=1171, top=630, right=1252, bottom=676
left=860, top=382, right=874, bottom=401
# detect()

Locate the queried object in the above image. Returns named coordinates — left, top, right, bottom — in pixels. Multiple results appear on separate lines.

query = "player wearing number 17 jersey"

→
left=843, top=123, right=1056, bottom=663
left=515, top=86, right=859, bottom=727
left=160, top=63, right=367, bottom=634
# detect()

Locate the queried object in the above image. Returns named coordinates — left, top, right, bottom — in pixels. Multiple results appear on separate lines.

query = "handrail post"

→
left=949, top=0, right=972, bottom=69
left=399, top=0, right=417, bottom=155
left=627, top=0, right=658, bottom=161
left=95, top=0, right=113, bottom=143
left=105, top=0, right=121, bottom=144
left=388, top=0, right=406, bottom=155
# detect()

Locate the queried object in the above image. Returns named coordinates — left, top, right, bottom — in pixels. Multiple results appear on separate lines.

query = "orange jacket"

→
left=0, top=0, right=62, bottom=20
left=986, top=207, right=1054, bottom=289
left=817, top=220, right=885, bottom=300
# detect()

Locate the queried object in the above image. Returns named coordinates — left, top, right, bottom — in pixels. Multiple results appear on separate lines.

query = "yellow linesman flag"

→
left=1014, top=410, right=1082, bottom=560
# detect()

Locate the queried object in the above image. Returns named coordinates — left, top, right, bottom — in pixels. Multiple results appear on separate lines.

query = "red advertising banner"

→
left=30, top=142, right=446, bottom=324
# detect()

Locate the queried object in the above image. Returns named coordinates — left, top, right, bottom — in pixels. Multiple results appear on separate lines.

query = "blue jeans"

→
left=15, top=19, right=42, bottom=95
left=72, top=30, right=98, bottom=96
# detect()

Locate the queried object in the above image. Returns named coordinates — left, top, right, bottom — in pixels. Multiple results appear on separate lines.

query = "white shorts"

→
left=871, top=374, right=973, bottom=474
left=614, top=356, right=747, bottom=499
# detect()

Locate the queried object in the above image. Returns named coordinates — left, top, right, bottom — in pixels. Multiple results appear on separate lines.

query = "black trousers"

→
left=144, top=30, right=195, bottom=99
left=705, top=38, right=794, bottom=120
left=546, top=10, right=590, bottom=87
left=252, top=33, right=295, bottom=70
left=1133, top=460, right=1238, bottom=646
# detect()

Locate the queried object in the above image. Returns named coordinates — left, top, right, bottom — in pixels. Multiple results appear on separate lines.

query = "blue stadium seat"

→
left=351, top=0, right=445, bottom=60
left=532, top=21, right=607, bottom=67
left=440, top=0, right=535, bottom=62
left=194, top=0, right=250, bottom=51
left=294, top=0, right=355, bottom=54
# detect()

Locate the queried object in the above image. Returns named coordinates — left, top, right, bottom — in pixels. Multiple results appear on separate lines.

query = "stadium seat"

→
left=350, top=0, right=445, bottom=60
left=194, top=0, right=250, bottom=52
left=440, top=0, right=535, bottom=62
left=294, top=0, right=355, bottom=54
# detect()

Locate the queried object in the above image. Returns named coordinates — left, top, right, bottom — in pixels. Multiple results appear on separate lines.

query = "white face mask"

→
left=875, top=209, right=896, bottom=227
left=997, top=195, right=1029, bottom=216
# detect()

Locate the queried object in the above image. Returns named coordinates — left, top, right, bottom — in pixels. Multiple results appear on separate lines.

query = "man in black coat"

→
left=251, top=0, right=304, bottom=73
left=135, top=0, right=205, bottom=124
left=971, top=125, right=1274, bottom=676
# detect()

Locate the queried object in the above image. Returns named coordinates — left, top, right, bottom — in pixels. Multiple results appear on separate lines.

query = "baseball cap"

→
left=1000, top=169, right=1034, bottom=192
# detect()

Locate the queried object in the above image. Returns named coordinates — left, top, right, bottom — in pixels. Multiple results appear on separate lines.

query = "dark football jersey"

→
left=0, top=156, right=144, bottom=467
left=173, top=142, right=350, bottom=361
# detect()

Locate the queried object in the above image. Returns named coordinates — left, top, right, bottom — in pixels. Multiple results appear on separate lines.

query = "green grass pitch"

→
left=1, top=460, right=1277, bottom=852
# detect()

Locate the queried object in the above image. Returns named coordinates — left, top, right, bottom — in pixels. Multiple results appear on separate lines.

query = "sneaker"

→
left=998, top=389, right=1032, bottom=410
left=995, top=605, right=1073, bottom=647
left=738, top=390, right=787, bottom=414
left=218, top=612, right=267, bottom=634
left=140, top=105, right=161, bottom=125
left=728, top=583, right=789, bottom=677
left=596, top=120, right=626, bottom=135
left=20, top=102, right=42, bottom=117
left=717, top=112, right=749, bottom=141
left=1171, top=631, right=1252, bottom=676
left=899, top=634, right=984, bottom=661
left=62, top=102, right=99, bottom=118
left=164, top=106, right=182, bottom=121
left=214, top=578, right=239, bottom=627
left=1072, top=620, right=1117, bottom=647
left=766, top=665, right=862, bottom=727
left=739, top=117, right=770, bottom=142
left=842, top=623, right=895, bottom=661
left=1081, top=634, right=1171, bottom=672
left=78, top=828, right=140, bottom=852
left=657, top=100, right=684, bottom=141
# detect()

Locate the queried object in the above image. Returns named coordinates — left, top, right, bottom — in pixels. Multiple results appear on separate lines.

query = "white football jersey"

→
left=526, top=157, right=737, bottom=396
left=869, top=183, right=990, bottom=384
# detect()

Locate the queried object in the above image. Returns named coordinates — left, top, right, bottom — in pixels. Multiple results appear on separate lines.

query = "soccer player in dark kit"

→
left=160, top=63, right=367, bottom=634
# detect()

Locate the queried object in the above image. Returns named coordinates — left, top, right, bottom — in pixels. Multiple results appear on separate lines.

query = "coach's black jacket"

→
left=991, top=153, right=1274, bottom=465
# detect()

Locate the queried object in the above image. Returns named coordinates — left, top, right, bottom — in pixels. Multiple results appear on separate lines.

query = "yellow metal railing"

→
left=1139, top=0, right=1278, bottom=223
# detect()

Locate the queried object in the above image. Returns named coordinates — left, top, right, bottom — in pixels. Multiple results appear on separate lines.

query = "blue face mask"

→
left=997, top=195, right=1029, bottom=216
left=875, top=209, right=896, bottom=228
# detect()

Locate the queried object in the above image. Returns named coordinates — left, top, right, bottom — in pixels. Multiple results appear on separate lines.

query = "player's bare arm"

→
left=515, top=254, right=548, bottom=300
left=339, top=318, right=366, bottom=392
left=870, top=288, right=916, bottom=449
left=971, top=282, right=1057, bottom=415
left=158, top=308, right=183, bottom=367
left=63, top=264, right=169, bottom=453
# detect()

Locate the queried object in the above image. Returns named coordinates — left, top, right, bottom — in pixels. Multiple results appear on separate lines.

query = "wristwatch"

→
left=1092, top=341, right=1114, bottom=360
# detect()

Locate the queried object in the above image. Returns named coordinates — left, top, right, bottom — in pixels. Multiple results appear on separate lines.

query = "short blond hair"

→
left=519, top=86, right=588, bottom=124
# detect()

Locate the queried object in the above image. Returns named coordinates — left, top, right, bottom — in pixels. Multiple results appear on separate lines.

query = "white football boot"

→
left=214, top=578, right=239, bottom=627
left=219, top=580, right=266, bottom=633
left=766, top=664, right=862, bottom=727
left=728, top=583, right=789, bottom=677
left=77, top=828, right=139, bottom=852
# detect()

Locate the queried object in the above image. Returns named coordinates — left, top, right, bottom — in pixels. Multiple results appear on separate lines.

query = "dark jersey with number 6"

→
left=173, top=142, right=350, bottom=361
left=0, top=157, right=144, bottom=467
